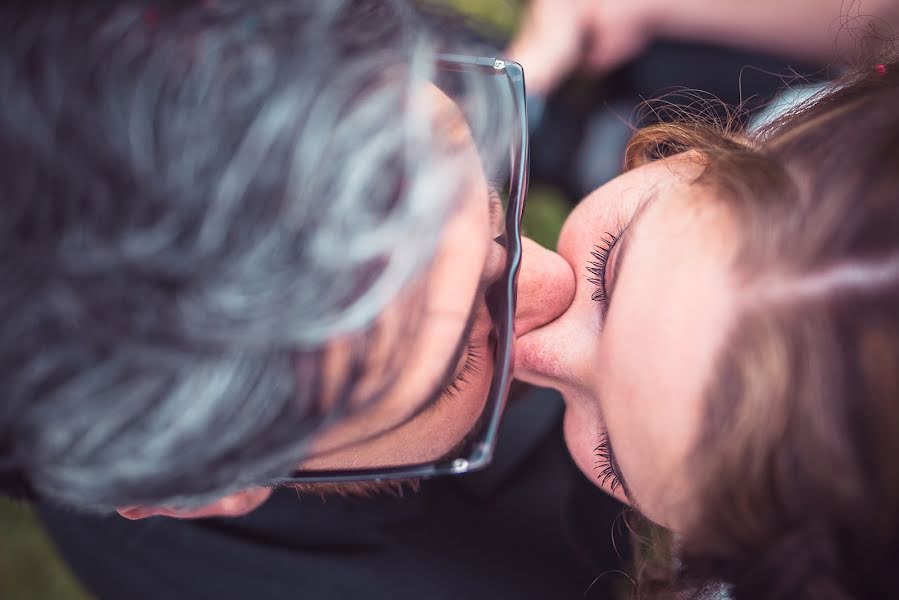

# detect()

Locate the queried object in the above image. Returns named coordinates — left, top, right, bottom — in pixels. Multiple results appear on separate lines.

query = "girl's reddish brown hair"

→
left=626, top=59, right=899, bottom=599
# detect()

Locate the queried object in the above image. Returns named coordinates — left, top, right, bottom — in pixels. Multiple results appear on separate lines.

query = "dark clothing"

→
left=38, top=390, right=630, bottom=600
left=34, top=43, right=815, bottom=600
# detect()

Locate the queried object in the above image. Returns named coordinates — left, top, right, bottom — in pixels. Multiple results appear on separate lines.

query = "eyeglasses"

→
left=270, top=55, right=528, bottom=486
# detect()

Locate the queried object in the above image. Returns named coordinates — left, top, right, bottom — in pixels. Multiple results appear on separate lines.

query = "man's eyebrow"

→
left=487, top=186, right=504, bottom=234
left=606, top=191, right=660, bottom=308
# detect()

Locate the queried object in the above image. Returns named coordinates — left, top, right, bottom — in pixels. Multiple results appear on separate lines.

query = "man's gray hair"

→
left=0, top=0, right=510, bottom=510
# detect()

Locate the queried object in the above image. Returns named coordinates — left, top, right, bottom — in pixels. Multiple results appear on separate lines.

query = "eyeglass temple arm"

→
left=436, top=53, right=522, bottom=74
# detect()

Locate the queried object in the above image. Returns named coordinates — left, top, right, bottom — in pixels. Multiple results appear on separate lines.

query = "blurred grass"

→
left=0, top=498, right=92, bottom=599
left=0, top=3, right=568, bottom=600
left=441, top=0, right=521, bottom=35
left=442, top=0, right=571, bottom=250
left=522, top=185, right=569, bottom=249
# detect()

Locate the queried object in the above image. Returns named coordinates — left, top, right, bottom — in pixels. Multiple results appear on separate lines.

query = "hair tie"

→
left=875, top=64, right=888, bottom=77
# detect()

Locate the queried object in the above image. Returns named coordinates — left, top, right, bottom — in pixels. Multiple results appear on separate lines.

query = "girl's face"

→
left=516, top=154, right=739, bottom=528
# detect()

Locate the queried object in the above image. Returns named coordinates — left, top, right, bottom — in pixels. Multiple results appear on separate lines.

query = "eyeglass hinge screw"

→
left=493, top=60, right=505, bottom=70
left=451, top=458, right=470, bottom=473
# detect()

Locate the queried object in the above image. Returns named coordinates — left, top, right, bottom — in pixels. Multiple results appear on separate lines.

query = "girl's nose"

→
left=514, top=237, right=576, bottom=337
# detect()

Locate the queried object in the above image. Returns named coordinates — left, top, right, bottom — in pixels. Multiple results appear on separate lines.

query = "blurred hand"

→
left=507, top=0, right=660, bottom=95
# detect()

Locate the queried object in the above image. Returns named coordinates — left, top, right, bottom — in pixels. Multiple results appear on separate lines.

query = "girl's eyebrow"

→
left=606, top=192, right=660, bottom=307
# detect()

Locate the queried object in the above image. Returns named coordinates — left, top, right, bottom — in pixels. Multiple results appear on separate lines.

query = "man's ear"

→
left=117, top=487, right=272, bottom=520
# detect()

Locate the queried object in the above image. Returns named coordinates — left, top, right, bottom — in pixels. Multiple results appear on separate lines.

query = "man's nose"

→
left=514, top=237, right=576, bottom=337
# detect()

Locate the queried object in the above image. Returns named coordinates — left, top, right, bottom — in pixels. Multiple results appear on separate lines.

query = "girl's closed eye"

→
left=594, top=430, right=622, bottom=493
left=587, top=231, right=622, bottom=318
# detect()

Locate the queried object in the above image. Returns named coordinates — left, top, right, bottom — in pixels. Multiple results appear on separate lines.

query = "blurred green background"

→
left=0, top=501, right=92, bottom=600
left=0, top=2, right=578, bottom=599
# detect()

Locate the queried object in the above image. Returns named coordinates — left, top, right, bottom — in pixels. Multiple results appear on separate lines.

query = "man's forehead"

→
left=414, top=83, right=477, bottom=150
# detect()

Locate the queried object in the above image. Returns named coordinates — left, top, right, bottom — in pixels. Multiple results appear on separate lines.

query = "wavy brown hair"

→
left=623, top=59, right=899, bottom=599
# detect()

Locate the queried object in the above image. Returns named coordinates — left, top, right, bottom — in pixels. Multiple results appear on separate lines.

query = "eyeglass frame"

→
left=266, top=54, right=528, bottom=486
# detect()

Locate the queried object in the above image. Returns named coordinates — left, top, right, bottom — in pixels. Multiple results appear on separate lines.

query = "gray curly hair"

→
left=0, top=0, right=509, bottom=511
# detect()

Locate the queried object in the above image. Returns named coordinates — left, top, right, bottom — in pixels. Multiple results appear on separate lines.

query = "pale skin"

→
left=119, top=85, right=576, bottom=520
left=516, top=153, right=738, bottom=529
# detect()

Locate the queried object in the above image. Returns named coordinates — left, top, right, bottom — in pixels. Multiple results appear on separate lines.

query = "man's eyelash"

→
left=587, top=232, right=621, bottom=306
left=442, top=344, right=482, bottom=399
left=594, top=430, right=622, bottom=493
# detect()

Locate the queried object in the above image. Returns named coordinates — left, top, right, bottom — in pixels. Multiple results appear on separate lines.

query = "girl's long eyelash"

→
left=587, top=232, right=621, bottom=306
left=442, top=344, right=482, bottom=399
left=594, top=430, right=622, bottom=493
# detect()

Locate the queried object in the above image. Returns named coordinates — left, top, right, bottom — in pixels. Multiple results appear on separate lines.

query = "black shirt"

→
left=37, top=390, right=630, bottom=600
